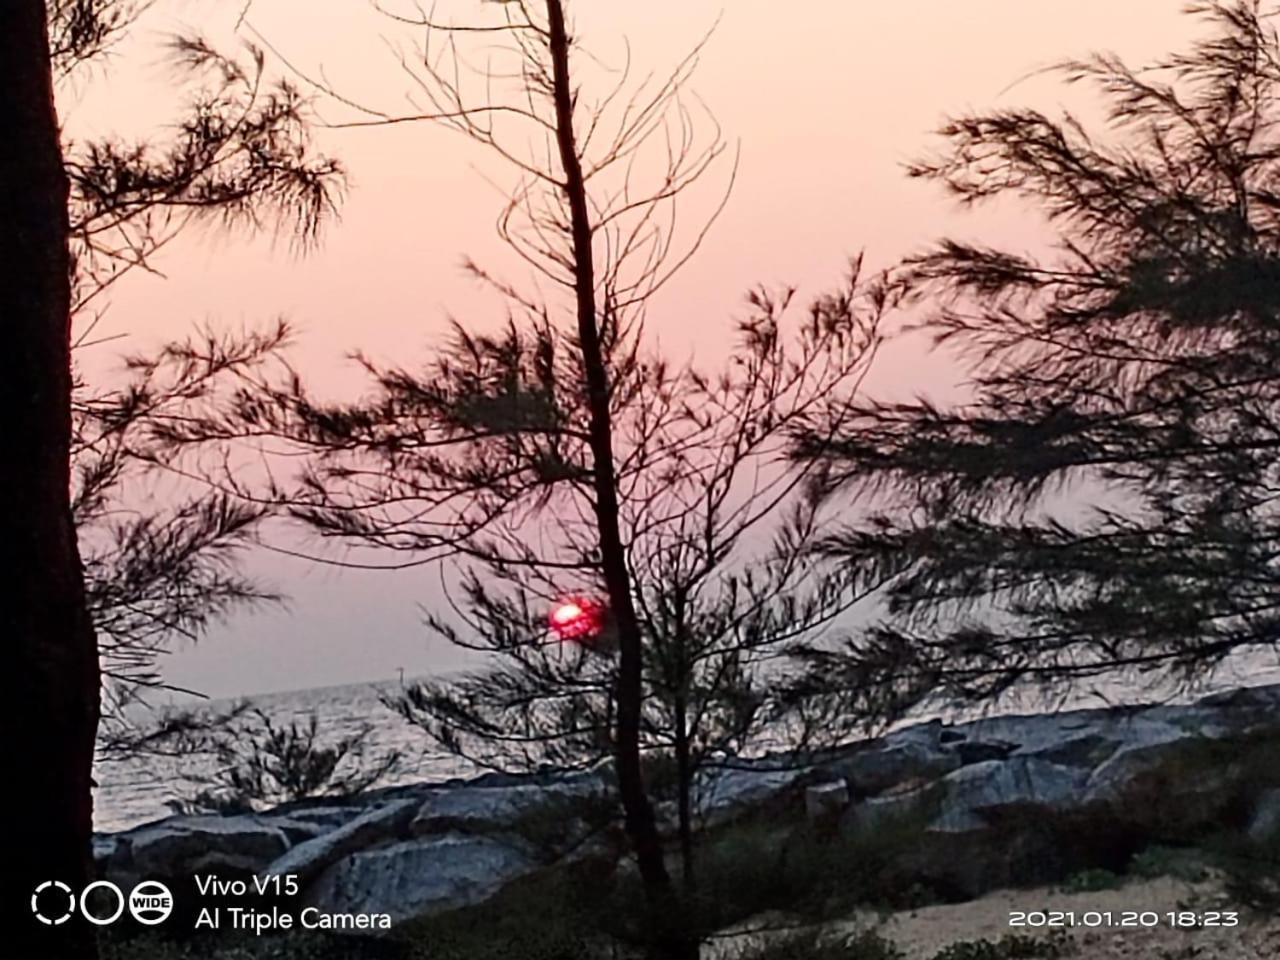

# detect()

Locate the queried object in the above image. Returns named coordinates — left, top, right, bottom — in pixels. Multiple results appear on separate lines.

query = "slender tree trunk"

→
left=544, top=3, right=694, bottom=958
left=1, top=4, right=101, bottom=957
left=674, top=692, right=696, bottom=891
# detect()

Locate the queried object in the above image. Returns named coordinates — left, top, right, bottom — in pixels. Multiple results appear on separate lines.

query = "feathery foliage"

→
left=790, top=1, right=1280, bottom=711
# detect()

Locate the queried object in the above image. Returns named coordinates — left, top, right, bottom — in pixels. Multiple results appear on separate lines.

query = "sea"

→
left=93, top=655, right=1280, bottom=834
left=94, top=678, right=479, bottom=833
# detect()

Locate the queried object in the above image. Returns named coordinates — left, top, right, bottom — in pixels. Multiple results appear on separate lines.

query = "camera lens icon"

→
left=31, top=880, right=76, bottom=926
left=31, top=879, right=172, bottom=927
left=128, top=880, right=174, bottom=925
left=81, top=881, right=126, bottom=926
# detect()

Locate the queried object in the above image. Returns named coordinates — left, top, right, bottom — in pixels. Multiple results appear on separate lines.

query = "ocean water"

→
left=93, top=654, right=1280, bottom=833
left=94, top=679, right=477, bottom=833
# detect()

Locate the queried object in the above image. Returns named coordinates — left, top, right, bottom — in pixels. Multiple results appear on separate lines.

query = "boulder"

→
left=1248, top=789, right=1280, bottom=842
left=108, top=815, right=291, bottom=882
left=695, top=766, right=807, bottom=822
left=1082, top=734, right=1249, bottom=838
left=896, top=820, right=1069, bottom=899
left=826, top=730, right=960, bottom=797
left=304, top=832, right=538, bottom=925
left=1020, top=733, right=1123, bottom=769
left=931, top=757, right=1090, bottom=833
left=264, top=815, right=346, bottom=846
left=952, top=739, right=1018, bottom=765
left=261, top=799, right=419, bottom=888
left=411, top=778, right=607, bottom=836
left=804, top=781, right=850, bottom=822
left=842, top=781, right=938, bottom=834
left=264, top=804, right=367, bottom=834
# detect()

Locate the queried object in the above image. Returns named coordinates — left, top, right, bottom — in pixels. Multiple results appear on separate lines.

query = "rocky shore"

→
left=94, top=684, right=1280, bottom=929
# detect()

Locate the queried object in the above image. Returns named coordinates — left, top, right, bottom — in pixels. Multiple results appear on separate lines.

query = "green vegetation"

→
left=730, top=929, right=905, bottom=960
left=159, top=706, right=403, bottom=815
left=1211, top=826, right=1280, bottom=912
left=928, top=933, right=1070, bottom=960
left=689, top=806, right=941, bottom=930
left=1128, top=846, right=1211, bottom=884
left=1058, top=868, right=1123, bottom=894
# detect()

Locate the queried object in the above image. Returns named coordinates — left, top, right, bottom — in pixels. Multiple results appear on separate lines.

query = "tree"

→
left=4, top=2, right=338, bottom=948
left=788, top=1, right=1280, bottom=714
left=53, top=4, right=344, bottom=729
left=154, top=703, right=403, bottom=815
left=4, top=2, right=99, bottom=954
left=191, top=1, right=883, bottom=954
left=379, top=272, right=885, bottom=899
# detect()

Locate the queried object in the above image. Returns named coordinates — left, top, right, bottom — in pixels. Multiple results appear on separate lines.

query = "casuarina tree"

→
left=5, top=3, right=340, bottom=951
left=788, top=0, right=1280, bottom=717
left=5, top=2, right=99, bottom=954
left=53, top=1, right=343, bottom=736
left=184, top=1, right=887, bottom=954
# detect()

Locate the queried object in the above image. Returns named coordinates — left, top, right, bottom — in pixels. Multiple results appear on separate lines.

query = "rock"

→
left=1082, top=734, right=1247, bottom=838
left=110, top=816, right=291, bottom=881
left=88, top=682, right=1280, bottom=920
left=1248, top=789, right=1280, bottom=842
left=828, top=735, right=960, bottom=797
left=696, top=766, right=807, bottom=822
left=265, top=805, right=367, bottom=834
left=952, top=740, right=1018, bottom=765
left=411, top=778, right=607, bottom=836
left=92, top=834, right=119, bottom=870
left=842, top=781, right=938, bottom=834
left=262, top=799, right=419, bottom=888
left=805, top=781, right=850, bottom=822
left=1197, top=685, right=1280, bottom=710
left=305, top=832, right=537, bottom=925
left=266, top=816, right=340, bottom=846
left=1021, top=733, right=1123, bottom=769
left=931, top=758, right=1090, bottom=833
left=898, top=821, right=1069, bottom=899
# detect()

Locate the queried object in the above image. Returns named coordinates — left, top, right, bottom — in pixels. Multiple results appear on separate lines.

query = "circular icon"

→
left=80, top=880, right=125, bottom=926
left=128, top=880, right=173, bottom=926
left=31, top=880, right=76, bottom=926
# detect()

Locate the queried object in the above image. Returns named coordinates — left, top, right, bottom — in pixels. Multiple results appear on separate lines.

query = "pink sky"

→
left=66, top=1, right=1204, bottom=698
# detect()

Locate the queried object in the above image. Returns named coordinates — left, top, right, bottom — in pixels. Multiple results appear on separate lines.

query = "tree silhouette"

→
left=199, top=1, right=886, bottom=954
left=5, top=4, right=98, bottom=955
left=789, top=0, right=1280, bottom=715
left=55, top=6, right=343, bottom=730
left=4, top=7, right=339, bottom=950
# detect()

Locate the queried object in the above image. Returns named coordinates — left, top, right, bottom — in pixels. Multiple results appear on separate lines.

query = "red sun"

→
left=549, top=597, right=607, bottom=644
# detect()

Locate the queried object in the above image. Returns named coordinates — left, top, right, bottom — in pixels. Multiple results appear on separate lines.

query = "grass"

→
left=727, top=929, right=905, bottom=960
left=1127, top=845, right=1210, bottom=883
left=1057, top=867, right=1122, bottom=893
left=688, top=802, right=941, bottom=932
left=725, top=930, right=1074, bottom=960
left=99, top=930, right=407, bottom=960
left=927, top=933, right=1070, bottom=960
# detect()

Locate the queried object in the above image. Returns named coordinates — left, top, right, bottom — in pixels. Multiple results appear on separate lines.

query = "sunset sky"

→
left=66, top=1, right=1206, bottom=699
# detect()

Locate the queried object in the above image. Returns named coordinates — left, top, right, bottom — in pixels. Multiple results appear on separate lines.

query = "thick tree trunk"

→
left=1, top=4, right=101, bottom=958
left=544, top=3, right=694, bottom=958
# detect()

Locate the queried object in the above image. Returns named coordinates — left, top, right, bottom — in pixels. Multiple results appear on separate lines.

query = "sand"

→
left=710, top=876, right=1280, bottom=959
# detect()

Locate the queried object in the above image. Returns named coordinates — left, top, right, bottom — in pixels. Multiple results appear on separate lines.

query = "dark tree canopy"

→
left=51, top=3, right=344, bottom=724
left=791, top=0, right=1280, bottom=709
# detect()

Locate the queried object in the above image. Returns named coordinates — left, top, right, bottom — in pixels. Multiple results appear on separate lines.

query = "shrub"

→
left=1058, top=868, right=1122, bottom=893
left=1211, top=826, right=1280, bottom=913
left=730, top=928, right=905, bottom=960
left=1128, top=846, right=1209, bottom=883
left=164, top=705, right=403, bottom=814
left=688, top=804, right=937, bottom=933
left=395, top=863, right=611, bottom=960
left=928, top=932, right=1070, bottom=960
